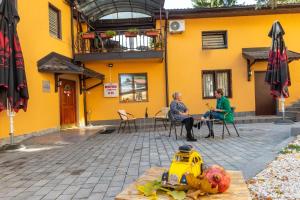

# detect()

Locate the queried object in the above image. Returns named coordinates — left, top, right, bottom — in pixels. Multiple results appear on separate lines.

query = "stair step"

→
left=287, top=106, right=300, bottom=109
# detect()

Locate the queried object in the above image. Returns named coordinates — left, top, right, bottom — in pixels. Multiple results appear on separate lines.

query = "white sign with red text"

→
left=104, top=83, right=119, bottom=97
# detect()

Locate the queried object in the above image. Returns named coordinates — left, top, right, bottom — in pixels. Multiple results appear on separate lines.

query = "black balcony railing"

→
left=75, top=29, right=164, bottom=54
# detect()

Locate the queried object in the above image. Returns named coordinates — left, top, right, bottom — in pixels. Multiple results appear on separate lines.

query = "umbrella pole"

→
left=7, top=102, right=15, bottom=145
left=280, top=94, right=285, bottom=120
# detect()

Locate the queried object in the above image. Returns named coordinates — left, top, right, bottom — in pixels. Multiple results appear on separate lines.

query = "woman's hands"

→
left=212, top=108, right=223, bottom=112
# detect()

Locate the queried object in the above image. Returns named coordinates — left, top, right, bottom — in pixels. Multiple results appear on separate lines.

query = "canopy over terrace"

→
left=242, top=47, right=300, bottom=81
left=74, top=0, right=165, bottom=21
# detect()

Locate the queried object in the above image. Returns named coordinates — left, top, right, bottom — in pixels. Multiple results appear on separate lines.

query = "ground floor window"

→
left=202, top=70, right=232, bottom=99
left=119, top=73, right=148, bottom=102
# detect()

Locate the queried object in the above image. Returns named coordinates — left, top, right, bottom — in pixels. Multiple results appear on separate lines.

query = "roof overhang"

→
left=156, top=4, right=300, bottom=19
left=242, top=47, right=300, bottom=62
left=37, top=52, right=104, bottom=80
left=75, top=0, right=165, bottom=21
left=242, top=47, right=300, bottom=81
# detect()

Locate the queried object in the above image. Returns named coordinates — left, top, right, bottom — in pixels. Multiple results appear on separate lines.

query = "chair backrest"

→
left=118, top=109, right=128, bottom=120
left=168, top=110, right=175, bottom=121
left=231, top=107, right=236, bottom=113
left=161, top=107, right=170, bottom=118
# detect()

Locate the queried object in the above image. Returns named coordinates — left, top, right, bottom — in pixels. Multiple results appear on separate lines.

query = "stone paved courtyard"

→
left=0, top=123, right=297, bottom=200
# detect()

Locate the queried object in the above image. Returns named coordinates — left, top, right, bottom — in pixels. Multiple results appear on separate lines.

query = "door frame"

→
left=58, top=75, right=80, bottom=127
left=254, top=71, right=278, bottom=115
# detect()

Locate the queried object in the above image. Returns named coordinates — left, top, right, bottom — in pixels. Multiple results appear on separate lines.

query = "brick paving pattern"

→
left=0, top=123, right=295, bottom=200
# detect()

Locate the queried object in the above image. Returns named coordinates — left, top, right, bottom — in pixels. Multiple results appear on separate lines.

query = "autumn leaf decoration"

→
left=136, top=180, right=186, bottom=200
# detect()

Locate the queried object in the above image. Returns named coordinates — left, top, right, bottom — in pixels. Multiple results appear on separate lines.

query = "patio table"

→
left=115, top=167, right=251, bottom=200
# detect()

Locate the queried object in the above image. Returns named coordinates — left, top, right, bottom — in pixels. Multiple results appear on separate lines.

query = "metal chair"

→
left=168, top=111, right=193, bottom=140
left=117, top=110, right=137, bottom=133
left=218, top=107, right=240, bottom=139
left=154, top=107, right=169, bottom=131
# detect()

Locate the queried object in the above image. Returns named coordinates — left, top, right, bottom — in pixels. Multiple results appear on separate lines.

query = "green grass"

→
left=280, top=144, right=300, bottom=154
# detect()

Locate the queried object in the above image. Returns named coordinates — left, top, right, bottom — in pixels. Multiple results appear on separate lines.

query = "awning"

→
left=75, top=0, right=164, bottom=21
left=242, top=47, right=300, bottom=62
left=37, top=52, right=104, bottom=80
left=242, top=47, right=300, bottom=81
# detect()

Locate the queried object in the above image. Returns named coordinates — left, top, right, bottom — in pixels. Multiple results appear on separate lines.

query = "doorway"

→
left=60, top=79, right=77, bottom=126
left=254, top=72, right=276, bottom=115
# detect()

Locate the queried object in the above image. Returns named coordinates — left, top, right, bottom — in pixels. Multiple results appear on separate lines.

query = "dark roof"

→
left=37, top=52, right=104, bottom=80
left=75, top=0, right=164, bottom=21
left=242, top=47, right=300, bottom=61
left=156, top=4, right=300, bottom=19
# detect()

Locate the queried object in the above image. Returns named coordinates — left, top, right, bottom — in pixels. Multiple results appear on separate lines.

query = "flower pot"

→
left=125, top=32, right=138, bottom=37
left=81, top=32, right=95, bottom=39
left=145, top=30, right=159, bottom=37
left=100, top=33, right=113, bottom=39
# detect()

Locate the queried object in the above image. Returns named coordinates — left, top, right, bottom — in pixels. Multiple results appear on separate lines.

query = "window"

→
left=202, top=31, right=227, bottom=49
left=119, top=73, right=148, bottom=102
left=202, top=70, right=232, bottom=99
left=49, top=4, right=61, bottom=39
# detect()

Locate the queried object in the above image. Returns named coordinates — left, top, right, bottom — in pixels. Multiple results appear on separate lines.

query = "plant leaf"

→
left=136, top=180, right=161, bottom=197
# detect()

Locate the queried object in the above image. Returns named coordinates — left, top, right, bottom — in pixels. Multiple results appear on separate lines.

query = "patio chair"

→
left=117, top=110, right=137, bottom=133
left=153, top=107, right=170, bottom=131
left=168, top=110, right=181, bottom=140
left=217, top=107, right=240, bottom=139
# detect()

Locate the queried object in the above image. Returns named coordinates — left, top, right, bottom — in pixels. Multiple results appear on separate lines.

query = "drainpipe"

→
left=82, top=65, right=88, bottom=127
left=164, top=10, right=169, bottom=107
left=70, top=0, right=75, bottom=58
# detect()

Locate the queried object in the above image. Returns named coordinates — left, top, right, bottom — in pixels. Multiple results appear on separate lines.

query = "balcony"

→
left=74, top=29, right=164, bottom=62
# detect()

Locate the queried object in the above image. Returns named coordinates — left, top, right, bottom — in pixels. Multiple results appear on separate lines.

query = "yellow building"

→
left=1, top=1, right=300, bottom=141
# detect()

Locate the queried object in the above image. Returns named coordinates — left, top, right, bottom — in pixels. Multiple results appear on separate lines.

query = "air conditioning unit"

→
left=169, top=20, right=185, bottom=33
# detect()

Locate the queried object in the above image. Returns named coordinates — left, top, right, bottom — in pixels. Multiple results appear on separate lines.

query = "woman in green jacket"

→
left=201, top=88, right=233, bottom=138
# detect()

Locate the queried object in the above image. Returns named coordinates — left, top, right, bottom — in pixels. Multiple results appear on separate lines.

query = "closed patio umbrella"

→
left=265, top=21, right=292, bottom=124
left=0, top=0, right=29, bottom=144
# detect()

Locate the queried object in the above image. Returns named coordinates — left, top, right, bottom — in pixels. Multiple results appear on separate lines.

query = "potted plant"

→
left=125, top=28, right=139, bottom=37
left=145, top=29, right=159, bottom=37
left=81, top=32, right=95, bottom=39
left=100, top=30, right=117, bottom=39
left=154, top=40, right=164, bottom=50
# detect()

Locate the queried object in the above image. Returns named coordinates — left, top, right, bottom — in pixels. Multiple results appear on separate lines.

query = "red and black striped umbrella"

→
left=265, top=21, right=291, bottom=98
left=0, top=0, right=28, bottom=112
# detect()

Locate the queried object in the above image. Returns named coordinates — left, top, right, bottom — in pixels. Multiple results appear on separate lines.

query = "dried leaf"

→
left=186, top=190, right=205, bottom=200
left=186, top=173, right=202, bottom=189
left=167, top=190, right=186, bottom=200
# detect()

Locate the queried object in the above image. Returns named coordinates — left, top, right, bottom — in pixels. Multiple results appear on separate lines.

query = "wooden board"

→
left=115, top=167, right=251, bottom=200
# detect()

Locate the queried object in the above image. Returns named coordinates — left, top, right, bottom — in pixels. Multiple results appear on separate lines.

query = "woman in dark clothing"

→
left=170, top=92, right=197, bottom=142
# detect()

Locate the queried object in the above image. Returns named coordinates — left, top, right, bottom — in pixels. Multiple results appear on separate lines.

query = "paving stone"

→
left=73, top=188, right=92, bottom=199
left=87, top=193, right=104, bottom=200
left=0, top=123, right=297, bottom=199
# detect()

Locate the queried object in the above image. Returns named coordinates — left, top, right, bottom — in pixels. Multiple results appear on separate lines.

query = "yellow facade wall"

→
left=84, top=60, right=166, bottom=120
left=0, top=0, right=84, bottom=139
left=167, top=13, right=300, bottom=114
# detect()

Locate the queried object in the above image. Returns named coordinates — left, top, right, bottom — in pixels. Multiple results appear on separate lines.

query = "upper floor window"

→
left=49, top=4, right=61, bottom=39
left=202, top=70, right=232, bottom=99
left=202, top=31, right=227, bottom=49
left=119, top=73, right=148, bottom=103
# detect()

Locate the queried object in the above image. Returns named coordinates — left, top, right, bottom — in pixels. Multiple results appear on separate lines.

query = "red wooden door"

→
left=60, top=79, right=77, bottom=126
left=255, top=72, right=276, bottom=115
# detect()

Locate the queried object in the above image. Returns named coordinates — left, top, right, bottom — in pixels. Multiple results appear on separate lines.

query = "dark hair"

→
left=216, top=88, right=224, bottom=96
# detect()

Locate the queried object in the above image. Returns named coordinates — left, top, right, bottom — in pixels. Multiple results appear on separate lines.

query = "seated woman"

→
left=170, top=92, right=197, bottom=142
left=201, top=88, right=233, bottom=138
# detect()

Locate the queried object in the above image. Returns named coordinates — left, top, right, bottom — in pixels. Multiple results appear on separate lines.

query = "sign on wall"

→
left=104, top=83, right=119, bottom=97
left=42, top=80, right=51, bottom=93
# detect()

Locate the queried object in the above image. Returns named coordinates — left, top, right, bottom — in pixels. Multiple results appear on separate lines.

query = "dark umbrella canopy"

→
left=265, top=21, right=291, bottom=98
left=0, top=0, right=28, bottom=112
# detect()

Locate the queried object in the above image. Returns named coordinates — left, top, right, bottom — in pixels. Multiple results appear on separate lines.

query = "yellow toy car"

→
left=162, top=145, right=203, bottom=189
